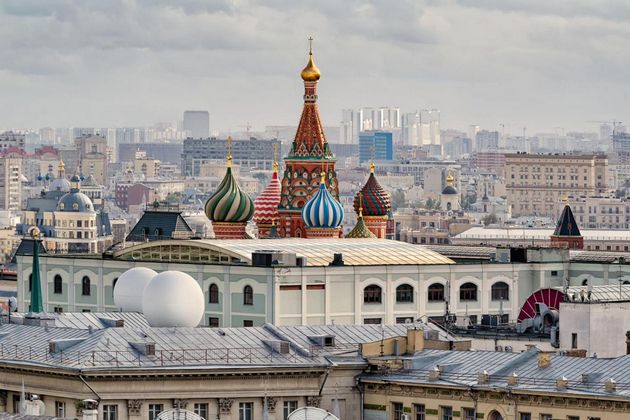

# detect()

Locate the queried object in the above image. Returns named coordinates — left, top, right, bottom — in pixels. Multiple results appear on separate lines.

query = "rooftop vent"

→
left=308, top=335, right=336, bottom=347
left=49, top=338, right=87, bottom=353
left=329, top=253, right=344, bottom=266
left=263, top=339, right=290, bottom=354
left=129, top=341, right=156, bottom=356
left=606, top=378, right=616, bottom=392
left=429, top=366, right=441, bottom=381
left=538, top=352, right=551, bottom=369
left=98, top=317, right=125, bottom=328
left=478, top=370, right=489, bottom=384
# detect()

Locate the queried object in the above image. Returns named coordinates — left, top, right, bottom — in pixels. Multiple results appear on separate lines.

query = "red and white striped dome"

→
left=253, top=166, right=281, bottom=225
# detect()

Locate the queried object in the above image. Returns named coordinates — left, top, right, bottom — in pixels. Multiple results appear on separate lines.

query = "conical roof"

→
left=205, top=165, right=254, bottom=223
left=353, top=165, right=391, bottom=217
left=302, top=174, right=344, bottom=229
left=346, top=214, right=376, bottom=239
left=253, top=165, right=281, bottom=225
left=553, top=204, right=581, bottom=237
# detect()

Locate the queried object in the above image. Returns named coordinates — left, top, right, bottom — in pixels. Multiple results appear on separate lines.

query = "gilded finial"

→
left=272, top=143, right=279, bottom=173
left=320, top=171, right=326, bottom=184
left=370, top=162, right=375, bottom=173
left=301, top=36, right=321, bottom=81
left=226, top=136, right=233, bottom=168
left=271, top=218, right=276, bottom=227
left=446, top=171, right=454, bottom=185
left=58, top=160, right=65, bottom=172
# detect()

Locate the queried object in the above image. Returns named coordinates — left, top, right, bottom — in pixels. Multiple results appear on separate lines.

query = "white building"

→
left=183, top=110, right=210, bottom=139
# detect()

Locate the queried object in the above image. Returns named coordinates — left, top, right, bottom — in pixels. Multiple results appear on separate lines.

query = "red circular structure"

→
left=517, top=288, right=566, bottom=322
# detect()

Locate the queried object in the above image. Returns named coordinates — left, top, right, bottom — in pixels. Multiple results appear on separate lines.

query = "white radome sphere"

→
left=142, top=271, right=205, bottom=327
left=113, top=267, right=157, bottom=312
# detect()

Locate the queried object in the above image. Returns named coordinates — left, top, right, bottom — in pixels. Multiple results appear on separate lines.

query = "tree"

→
left=390, top=189, right=407, bottom=211
left=482, top=213, right=498, bottom=226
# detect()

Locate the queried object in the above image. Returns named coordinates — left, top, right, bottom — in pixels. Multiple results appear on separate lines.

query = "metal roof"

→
left=556, top=284, right=630, bottom=303
left=0, top=317, right=431, bottom=371
left=455, top=226, right=630, bottom=241
left=114, top=238, right=454, bottom=267
left=363, top=349, right=630, bottom=399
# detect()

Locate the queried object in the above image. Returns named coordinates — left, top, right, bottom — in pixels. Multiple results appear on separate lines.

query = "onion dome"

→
left=253, top=163, right=281, bottom=225
left=301, top=41, right=321, bottom=81
left=57, top=175, right=94, bottom=212
left=346, top=194, right=376, bottom=239
left=442, top=173, right=457, bottom=195
left=302, top=173, right=344, bottom=229
left=204, top=146, right=254, bottom=223
left=353, top=163, right=391, bottom=217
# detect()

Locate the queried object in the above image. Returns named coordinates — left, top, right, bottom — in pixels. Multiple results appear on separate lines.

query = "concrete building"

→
left=556, top=195, right=630, bottom=230
left=75, top=135, right=108, bottom=186
left=0, top=157, right=22, bottom=211
left=376, top=160, right=459, bottom=186
left=475, top=130, right=499, bottom=151
left=505, top=153, right=610, bottom=217
left=359, top=131, right=393, bottom=163
left=183, top=110, right=210, bottom=139
left=0, top=131, right=25, bottom=151
left=117, top=142, right=183, bottom=165
left=182, top=138, right=280, bottom=175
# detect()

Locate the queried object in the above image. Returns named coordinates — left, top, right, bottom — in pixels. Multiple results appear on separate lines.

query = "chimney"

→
left=477, top=370, right=489, bottom=384
left=605, top=378, right=616, bottom=392
left=82, top=399, right=99, bottom=420
left=406, top=328, right=424, bottom=353
left=429, top=366, right=441, bottom=381
left=538, top=352, right=551, bottom=369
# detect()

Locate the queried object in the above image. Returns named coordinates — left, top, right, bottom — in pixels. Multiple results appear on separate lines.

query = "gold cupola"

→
left=301, top=37, right=321, bottom=82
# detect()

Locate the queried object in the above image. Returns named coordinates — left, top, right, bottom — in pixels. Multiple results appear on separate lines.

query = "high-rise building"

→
left=421, top=109, right=440, bottom=145
left=75, top=135, right=108, bottom=185
left=505, top=153, right=610, bottom=217
left=600, top=123, right=612, bottom=141
left=0, top=131, right=25, bottom=151
left=183, top=110, right=210, bottom=139
left=377, top=106, right=400, bottom=130
left=475, top=130, right=500, bottom=151
left=0, top=157, right=21, bottom=211
left=359, top=131, right=394, bottom=163
left=340, top=109, right=359, bottom=144
left=401, top=112, right=421, bottom=146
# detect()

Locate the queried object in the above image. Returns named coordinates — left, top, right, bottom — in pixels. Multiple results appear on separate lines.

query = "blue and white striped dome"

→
left=302, top=179, right=344, bottom=229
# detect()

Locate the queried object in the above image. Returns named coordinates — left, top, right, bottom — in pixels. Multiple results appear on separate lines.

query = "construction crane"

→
left=586, top=120, right=623, bottom=136
left=238, top=122, right=252, bottom=137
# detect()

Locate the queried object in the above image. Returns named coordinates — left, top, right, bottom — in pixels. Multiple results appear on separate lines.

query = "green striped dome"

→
left=205, top=167, right=254, bottom=223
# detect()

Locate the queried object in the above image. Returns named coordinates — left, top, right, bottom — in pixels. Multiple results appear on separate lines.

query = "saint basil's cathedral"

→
left=205, top=42, right=393, bottom=240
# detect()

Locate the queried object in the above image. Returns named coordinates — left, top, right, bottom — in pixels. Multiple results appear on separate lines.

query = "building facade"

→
left=183, top=110, right=210, bottom=139
left=182, top=138, right=280, bottom=175
left=359, top=131, right=394, bottom=163
left=0, top=157, right=22, bottom=211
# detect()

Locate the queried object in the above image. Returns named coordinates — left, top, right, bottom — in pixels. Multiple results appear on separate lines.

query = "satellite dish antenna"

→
left=287, top=407, right=340, bottom=420
left=8, top=297, right=17, bottom=310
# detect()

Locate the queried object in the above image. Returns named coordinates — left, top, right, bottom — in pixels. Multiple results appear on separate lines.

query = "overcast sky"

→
left=1, top=0, right=629, bottom=135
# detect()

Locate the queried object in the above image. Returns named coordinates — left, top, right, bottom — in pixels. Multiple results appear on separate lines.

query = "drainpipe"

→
left=79, top=374, right=101, bottom=403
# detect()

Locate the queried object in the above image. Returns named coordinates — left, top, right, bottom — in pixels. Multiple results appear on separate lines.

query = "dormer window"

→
left=59, top=203, right=65, bottom=210
left=73, top=203, right=79, bottom=210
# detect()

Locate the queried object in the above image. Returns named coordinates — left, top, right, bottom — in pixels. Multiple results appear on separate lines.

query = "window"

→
left=243, top=285, right=253, bottom=305
left=396, top=317, right=414, bottom=324
left=148, top=404, right=163, bottom=420
left=428, top=283, right=444, bottom=301
left=463, top=408, right=476, bottom=420
left=239, top=402, right=253, bottom=420
left=283, top=401, right=298, bottom=420
left=414, top=404, right=425, bottom=420
left=396, top=284, right=414, bottom=303
left=103, top=405, right=118, bottom=420
left=491, top=282, right=509, bottom=300
left=459, top=282, right=477, bottom=301
left=243, top=320, right=253, bottom=327
left=519, top=413, right=531, bottom=420
left=540, top=415, right=552, bottom=420
left=572, top=333, right=578, bottom=349
left=441, top=406, right=453, bottom=420
left=582, top=278, right=589, bottom=286
left=53, top=274, right=63, bottom=295
left=82, top=276, right=91, bottom=296
left=53, top=306, right=63, bottom=313
left=208, top=317, right=219, bottom=328
left=392, top=402, right=404, bottom=420
left=364, top=318, right=382, bottom=325
left=364, top=285, right=382, bottom=304
left=55, top=401, right=65, bottom=417
left=567, top=416, right=579, bottom=420
left=209, top=283, right=219, bottom=304
left=194, top=403, right=208, bottom=420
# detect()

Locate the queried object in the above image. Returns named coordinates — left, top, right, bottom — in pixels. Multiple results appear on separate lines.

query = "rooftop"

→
left=113, top=238, right=454, bottom=267
left=454, top=226, right=630, bottom=242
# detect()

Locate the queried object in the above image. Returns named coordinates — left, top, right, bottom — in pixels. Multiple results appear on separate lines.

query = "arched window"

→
left=396, top=284, right=414, bottom=303
left=243, top=285, right=253, bottom=305
left=428, top=283, right=444, bottom=301
left=460, top=282, right=478, bottom=301
left=82, top=276, right=91, bottom=296
left=209, top=283, right=219, bottom=304
left=491, top=282, right=510, bottom=301
left=446, top=202, right=452, bottom=211
left=364, top=285, right=382, bottom=304
left=623, top=280, right=630, bottom=285
left=582, top=278, right=589, bottom=286
left=28, top=273, right=32, bottom=292
left=53, top=275, right=63, bottom=294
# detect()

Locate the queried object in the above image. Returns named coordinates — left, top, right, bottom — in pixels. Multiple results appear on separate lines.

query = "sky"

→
left=1, top=0, right=629, bottom=135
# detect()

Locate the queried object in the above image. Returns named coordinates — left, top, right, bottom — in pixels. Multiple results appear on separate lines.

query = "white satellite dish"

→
left=287, top=407, right=340, bottom=420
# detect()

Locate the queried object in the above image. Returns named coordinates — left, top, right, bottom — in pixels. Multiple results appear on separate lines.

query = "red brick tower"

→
left=277, top=40, right=339, bottom=238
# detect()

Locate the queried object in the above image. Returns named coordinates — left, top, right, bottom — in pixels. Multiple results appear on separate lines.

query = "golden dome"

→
left=301, top=51, right=321, bottom=81
left=446, top=173, right=454, bottom=185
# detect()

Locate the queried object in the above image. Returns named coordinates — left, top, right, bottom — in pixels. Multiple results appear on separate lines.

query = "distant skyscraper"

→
left=600, top=124, right=612, bottom=141
left=183, top=111, right=210, bottom=139
left=421, top=109, right=440, bottom=145
left=401, top=112, right=421, bottom=146
left=475, top=130, right=500, bottom=151
left=359, top=131, right=394, bottom=163
left=468, top=124, right=480, bottom=148
left=340, top=109, right=359, bottom=144
left=377, top=107, right=400, bottom=130
left=0, top=157, right=22, bottom=211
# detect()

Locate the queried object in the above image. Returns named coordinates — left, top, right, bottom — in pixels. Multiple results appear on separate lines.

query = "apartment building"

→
left=506, top=153, right=610, bottom=217
left=0, top=157, right=22, bottom=211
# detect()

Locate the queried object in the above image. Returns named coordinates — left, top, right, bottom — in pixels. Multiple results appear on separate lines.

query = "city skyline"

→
left=1, top=1, right=629, bottom=134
